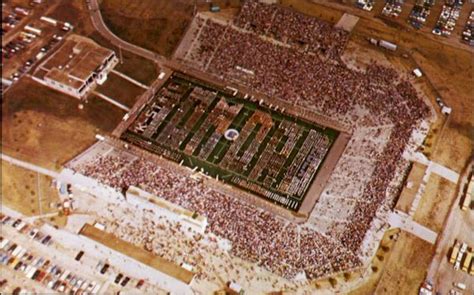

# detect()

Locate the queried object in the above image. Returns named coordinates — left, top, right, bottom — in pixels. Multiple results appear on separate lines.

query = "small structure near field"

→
left=413, top=68, right=423, bottom=78
left=224, top=128, right=239, bottom=141
left=335, top=13, right=360, bottom=32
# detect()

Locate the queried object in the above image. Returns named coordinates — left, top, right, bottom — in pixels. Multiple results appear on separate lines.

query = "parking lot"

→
left=461, top=9, right=474, bottom=45
left=350, top=0, right=474, bottom=46
left=2, top=1, right=71, bottom=93
left=0, top=209, right=168, bottom=294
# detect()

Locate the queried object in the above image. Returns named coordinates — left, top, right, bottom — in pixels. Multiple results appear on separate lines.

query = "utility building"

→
left=37, top=35, right=118, bottom=98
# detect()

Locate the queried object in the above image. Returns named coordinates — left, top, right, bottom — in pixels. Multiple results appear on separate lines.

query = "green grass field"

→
left=122, top=73, right=338, bottom=210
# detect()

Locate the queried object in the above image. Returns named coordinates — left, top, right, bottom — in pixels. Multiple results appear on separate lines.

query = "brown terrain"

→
left=1, top=0, right=156, bottom=230
left=99, top=0, right=195, bottom=57
left=1, top=0, right=472, bottom=293
left=1, top=161, right=66, bottom=227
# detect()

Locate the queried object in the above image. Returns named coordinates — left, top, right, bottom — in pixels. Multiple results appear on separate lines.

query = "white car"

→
left=453, top=282, right=466, bottom=290
left=454, top=261, right=461, bottom=270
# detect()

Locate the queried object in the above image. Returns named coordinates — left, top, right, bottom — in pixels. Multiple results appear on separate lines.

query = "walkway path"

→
left=92, top=91, right=130, bottom=112
left=388, top=211, right=438, bottom=244
left=88, top=0, right=162, bottom=63
left=1, top=153, right=59, bottom=178
left=403, top=151, right=460, bottom=216
left=406, top=152, right=460, bottom=183
left=111, top=70, right=149, bottom=89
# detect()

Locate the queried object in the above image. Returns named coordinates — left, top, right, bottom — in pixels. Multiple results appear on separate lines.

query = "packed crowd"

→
left=234, top=0, right=349, bottom=58
left=72, top=0, right=431, bottom=280
left=95, top=202, right=300, bottom=291
left=75, top=154, right=360, bottom=279
left=182, top=0, right=430, bottom=258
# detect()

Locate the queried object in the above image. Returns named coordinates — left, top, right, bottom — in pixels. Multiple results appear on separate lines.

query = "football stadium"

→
left=121, top=73, right=339, bottom=211
left=64, top=0, right=433, bottom=285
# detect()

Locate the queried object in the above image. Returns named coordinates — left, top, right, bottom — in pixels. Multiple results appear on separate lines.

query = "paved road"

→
left=1, top=153, right=59, bottom=178
left=88, top=0, right=162, bottom=63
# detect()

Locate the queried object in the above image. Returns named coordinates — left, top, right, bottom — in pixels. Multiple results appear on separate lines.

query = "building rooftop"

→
left=42, top=37, right=114, bottom=90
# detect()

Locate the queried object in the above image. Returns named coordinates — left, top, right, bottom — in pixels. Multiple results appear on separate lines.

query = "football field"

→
left=121, top=73, right=338, bottom=211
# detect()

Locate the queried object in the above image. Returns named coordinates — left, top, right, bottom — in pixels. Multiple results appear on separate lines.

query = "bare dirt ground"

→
left=99, top=0, right=195, bottom=58
left=1, top=78, right=124, bottom=170
left=373, top=232, right=435, bottom=294
left=1, top=161, right=66, bottom=227
left=414, top=174, right=458, bottom=233
left=349, top=232, right=434, bottom=295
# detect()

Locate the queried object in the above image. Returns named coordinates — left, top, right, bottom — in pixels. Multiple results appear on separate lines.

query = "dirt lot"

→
left=100, top=0, right=194, bottom=57
left=374, top=232, right=435, bottom=294
left=350, top=233, right=434, bottom=295
left=349, top=229, right=401, bottom=295
left=2, top=78, right=124, bottom=170
left=414, top=174, right=457, bottom=233
left=95, top=72, right=145, bottom=108
left=1, top=161, right=66, bottom=227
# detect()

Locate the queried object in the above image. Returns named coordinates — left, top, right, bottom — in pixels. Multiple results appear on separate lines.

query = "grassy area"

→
left=1, top=161, right=67, bottom=227
left=115, top=51, right=158, bottom=86
left=2, top=78, right=124, bottom=170
left=87, top=31, right=158, bottom=85
left=100, top=0, right=194, bottom=57
left=122, top=74, right=339, bottom=210
left=95, top=72, right=145, bottom=108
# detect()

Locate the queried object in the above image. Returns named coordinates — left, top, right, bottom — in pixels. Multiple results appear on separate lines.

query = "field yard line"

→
left=92, top=91, right=130, bottom=112
left=1, top=153, right=59, bottom=178
left=111, top=70, right=150, bottom=89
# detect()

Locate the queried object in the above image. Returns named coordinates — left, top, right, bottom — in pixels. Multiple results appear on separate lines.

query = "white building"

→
left=39, top=35, right=118, bottom=98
